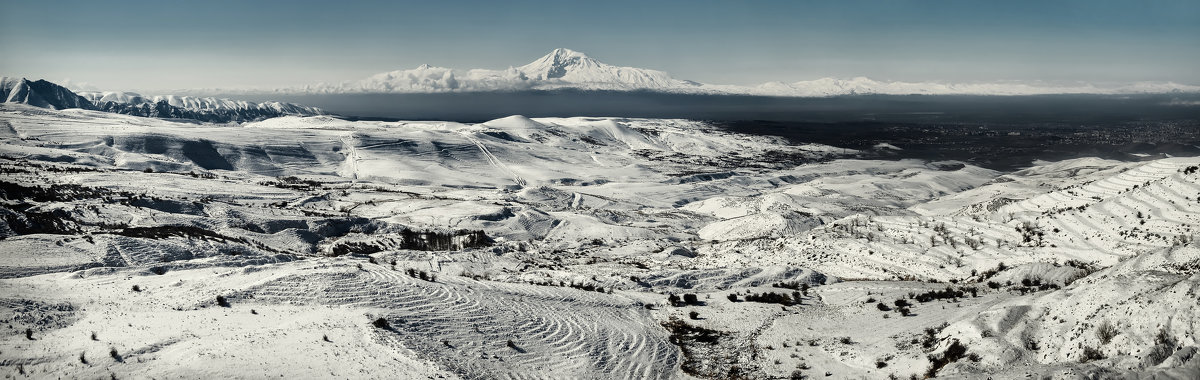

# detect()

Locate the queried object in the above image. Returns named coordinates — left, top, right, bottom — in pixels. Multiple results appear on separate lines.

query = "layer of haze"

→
left=2, top=0, right=1198, bottom=92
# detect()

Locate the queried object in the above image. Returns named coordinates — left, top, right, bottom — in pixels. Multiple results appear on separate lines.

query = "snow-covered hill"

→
left=1, top=77, right=323, bottom=122
left=1, top=105, right=1197, bottom=378
left=1, top=77, right=93, bottom=110
left=275, top=48, right=1200, bottom=96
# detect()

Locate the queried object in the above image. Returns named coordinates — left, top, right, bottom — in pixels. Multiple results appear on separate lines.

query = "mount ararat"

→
left=234, top=48, right=1200, bottom=97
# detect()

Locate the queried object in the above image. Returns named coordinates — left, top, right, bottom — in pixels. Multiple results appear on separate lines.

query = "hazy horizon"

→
left=3, top=0, right=1199, bottom=93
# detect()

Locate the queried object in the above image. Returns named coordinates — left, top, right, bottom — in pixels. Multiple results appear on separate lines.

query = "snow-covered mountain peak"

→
left=261, top=49, right=1200, bottom=96
left=513, top=48, right=692, bottom=89
left=519, top=48, right=600, bottom=80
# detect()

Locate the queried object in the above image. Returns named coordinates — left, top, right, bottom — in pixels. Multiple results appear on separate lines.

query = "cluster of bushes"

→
left=910, top=286, right=978, bottom=303
left=112, top=224, right=285, bottom=254
left=1015, top=221, right=1046, bottom=247
left=1079, top=346, right=1105, bottom=363
left=0, top=181, right=119, bottom=203
left=878, top=299, right=912, bottom=316
left=1, top=204, right=81, bottom=235
left=329, top=229, right=492, bottom=255
left=404, top=268, right=437, bottom=282
left=733, top=291, right=803, bottom=306
left=660, top=317, right=726, bottom=377
left=1145, top=328, right=1178, bottom=366
left=395, top=228, right=493, bottom=251
left=917, top=323, right=949, bottom=350
left=0, top=160, right=98, bottom=174
left=526, top=278, right=613, bottom=294
left=986, top=278, right=1059, bottom=294
left=925, top=340, right=978, bottom=378
left=975, top=262, right=1008, bottom=280
left=668, top=293, right=703, bottom=307
left=330, top=241, right=385, bottom=256
left=771, top=281, right=810, bottom=295
left=185, top=171, right=216, bottom=179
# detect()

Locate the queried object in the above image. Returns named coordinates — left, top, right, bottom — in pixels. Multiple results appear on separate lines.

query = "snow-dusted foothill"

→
left=1, top=104, right=1198, bottom=378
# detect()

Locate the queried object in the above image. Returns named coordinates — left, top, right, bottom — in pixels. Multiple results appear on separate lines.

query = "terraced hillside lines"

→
left=998, top=159, right=1187, bottom=215
left=240, top=263, right=681, bottom=379
left=462, top=133, right=526, bottom=187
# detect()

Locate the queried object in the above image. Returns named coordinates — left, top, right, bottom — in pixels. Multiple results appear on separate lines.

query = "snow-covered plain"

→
left=1, top=104, right=1198, bottom=379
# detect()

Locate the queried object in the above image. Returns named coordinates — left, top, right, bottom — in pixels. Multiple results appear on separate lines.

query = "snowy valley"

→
left=1, top=101, right=1198, bottom=379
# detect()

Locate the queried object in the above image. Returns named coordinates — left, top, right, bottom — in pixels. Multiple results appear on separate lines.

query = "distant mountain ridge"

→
left=0, top=77, right=323, bottom=122
left=1, top=77, right=93, bottom=110
left=269, top=48, right=1200, bottom=96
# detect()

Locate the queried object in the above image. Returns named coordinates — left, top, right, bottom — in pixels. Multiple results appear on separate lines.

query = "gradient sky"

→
left=2, top=0, right=1198, bottom=92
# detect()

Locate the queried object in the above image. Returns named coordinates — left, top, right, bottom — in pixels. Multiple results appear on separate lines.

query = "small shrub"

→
left=689, top=311, right=700, bottom=320
left=925, top=339, right=968, bottom=378
left=727, top=293, right=740, bottom=302
left=876, top=361, right=887, bottom=368
left=877, top=302, right=892, bottom=311
left=1145, top=328, right=1177, bottom=366
left=25, top=328, right=33, bottom=340
left=216, top=295, right=230, bottom=308
left=921, top=323, right=948, bottom=349
left=668, top=294, right=682, bottom=307
left=840, top=336, right=854, bottom=344
left=80, top=352, right=88, bottom=364
left=372, top=317, right=391, bottom=329
left=1095, top=320, right=1119, bottom=345
left=109, top=347, right=121, bottom=362
left=1079, top=346, right=1105, bottom=363
left=131, top=285, right=142, bottom=292
left=1024, top=337, right=1040, bottom=351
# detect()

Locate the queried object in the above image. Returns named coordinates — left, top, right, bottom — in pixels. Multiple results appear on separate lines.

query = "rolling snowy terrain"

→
left=2, top=77, right=323, bottom=123
left=240, top=49, right=1200, bottom=97
left=1, top=104, right=1198, bottom=379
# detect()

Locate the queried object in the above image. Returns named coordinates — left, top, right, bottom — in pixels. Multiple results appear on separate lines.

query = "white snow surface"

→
left=1, top=105, right=1198, bottom=378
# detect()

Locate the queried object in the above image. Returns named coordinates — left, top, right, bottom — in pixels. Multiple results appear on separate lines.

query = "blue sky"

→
left=2, top=0, right=1197, bottom=91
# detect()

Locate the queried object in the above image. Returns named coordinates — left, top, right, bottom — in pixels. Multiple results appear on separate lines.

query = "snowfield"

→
left=1, top=103, right=1198, bottom=379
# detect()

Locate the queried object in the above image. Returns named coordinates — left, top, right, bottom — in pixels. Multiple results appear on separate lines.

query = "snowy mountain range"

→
left=276, top=48, right=1200, bottom=96
left=1, top=76, right=323, bottom=122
